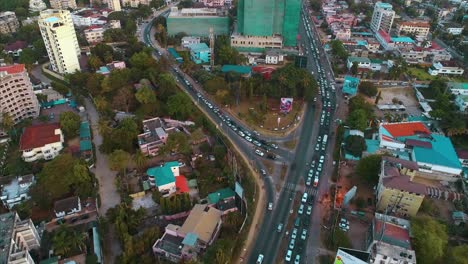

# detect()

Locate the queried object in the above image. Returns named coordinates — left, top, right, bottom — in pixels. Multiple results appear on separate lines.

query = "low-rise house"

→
left=207, top=188, right=238, bottom=215
left=153, top=204, right=223, bottom=262
left=138, top=117, right=177, bottom=156
left=3, top=40, right=28, bottom=57
left=147, top=161, right=189, bottom=197
left=54, top=196, right=82, bottom=218
left=401, top=42, right=451, bottom=65
left=0, top=174, right=35, bottom=209
left=367, top=213, right=416, bottom=264
left=265, top=50, right=284, bottom=65
left=428, top=60, right=464, bottom=76
left=346, top=56, right=371, bottom=70
left=188, top=43, right=211, bottom=64
left=108, top=19, right=120, bottom=29
left=96, top=60, right=126, bottom=75
left=456, top=149, right=468, bottom=168
left=0, top=211, right=41, bottom=264
left=448, top=82, right=468, bottom=95
left=84, top=25, right=105, bottom=44
left=442, top=22, right=464, bottom=35
left=19, top=123, right=64, bottom=162
left=181, top=36, right=200, bottom=48
left=454, top=94, right=468, bottom=112
left=342, top=75, right=360, bottom=97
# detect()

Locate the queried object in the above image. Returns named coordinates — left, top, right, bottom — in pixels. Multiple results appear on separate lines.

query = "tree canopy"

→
left=359, top=81, right=378, bottom=97
left=411, top=216, right=448, bottom=264
left=347, top=109, right=368, bottom=131
left=355, top=155, right=382, bottom=184
left=59, top=111, right=81, bottom=138
left=345, top=135, right=367, bottom=157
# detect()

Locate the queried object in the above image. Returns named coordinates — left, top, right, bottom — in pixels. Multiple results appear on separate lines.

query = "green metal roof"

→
left=221, top=65, right=252, bottom=74
left=347, top=57, right=371, bottom=63
left=165, top=161, right=179, bottom=168
left=207, top=188, right=236, bottom=204
left=143, top=180, right=151, bottom=191
left=80, top=140, right=92, bottom=151
left=147, top=165, right=176, bottom=186
left=365, top=139, right=380, bottom=154
left=411, top=134, right=462, bottom=169
left=80, top=121, right=91, bottom=139
left=182, top=232, right=198, bottom=246
left=188, top=43, right=210, bottom=52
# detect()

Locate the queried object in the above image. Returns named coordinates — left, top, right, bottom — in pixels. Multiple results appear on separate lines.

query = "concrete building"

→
left=346, top=56, right=371, bottom=69
left=397, top=21, right=430, bottom=39
left=50, top=0, right=77, bottom=10
left=153, top=204, right=223, bottom=262
left=138, top=117, right=177, bottom=156
left=1, top=175, right=35, bottom=209
left=448, top=82, right=468, bottom=95
left=146, top=161, right=188, bottom=197
left=71, top=9, right=108, bottom=27
left=84, top=25, right=106, bottom=43
left=236, top=0, right=301, bottom=47
left=367, top=213, right=416, bottom=264
left=19, top=123, right=64, bottom=162
left=0, top=12, right=20, bottom=35
left=0, top=212, right=41, bottom=264
left=107, top=0, right=121, bottom=11
left=54, top=196, right=81, bottom=218
left=230, top=34, right=283, bottom=51
left=188, top=43, right=211, bottom=64
left=401, top=42, right=451, bottom=64
left=265, top=50, right=284, bottom=64
left=39, top=9, right=81, bottom=75
left=29, top=0, right=47, bottom=12
left=0, top=64, right=40, bottom=124
left=109, top=19, right=121, bottom=29
left=443, top=23, right=464, bottom=35
left=121, top=0, right=150, bottom=8
left=181, top=36, right=201, bottom=48
left=200, top=0, right=225, bottom=7
left=370, top=2, right=395, bottom=33
left=167, top=7, right=229, bottom=37
left=428, top=61, right=464, bottom=76
left=455, top=94, right=468, bottom=112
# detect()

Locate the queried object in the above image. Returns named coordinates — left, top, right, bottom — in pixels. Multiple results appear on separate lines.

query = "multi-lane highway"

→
left=140, top=3, right=340, bottom=263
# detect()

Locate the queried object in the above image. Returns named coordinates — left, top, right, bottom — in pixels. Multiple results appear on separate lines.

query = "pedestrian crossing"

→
left=306, top=188, right=317, bottom=197
left=283, top=183, right=318, bottom=197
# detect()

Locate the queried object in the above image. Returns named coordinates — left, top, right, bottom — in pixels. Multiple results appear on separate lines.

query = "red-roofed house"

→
left=379, top=122, right=430, bottom=149
left=175, top=175, right=189, bottom=194
left=3, top=40, right=28, bottom=56
left=20, top=123, right=64, bottom=162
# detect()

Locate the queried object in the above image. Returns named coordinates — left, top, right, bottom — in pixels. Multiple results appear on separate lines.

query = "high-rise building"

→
left=49, top=0, right=77, bottom=10
left=236, top=0, right=301, bottom=47
left=0, top=12, right=20, bottom=35
left=0, top=64, right=40, bottom=124
left=0, top=212, right=41, bottom=264
left=370, top=2, right=395, bottom=33
left=121, top=0, right=150, bottom=8
left=39, top=9, right=81, bottom=74
left=107, top=0, right=121, bottom=11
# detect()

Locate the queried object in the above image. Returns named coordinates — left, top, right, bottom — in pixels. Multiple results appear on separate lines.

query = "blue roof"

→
left=221, top=65, right=252, bottom=74
left=45, top=16, right=59, bottom=23
left=342, top=75, right=360, bottom=96
left=365, top=139, right=380, bottom=154
left=376, top=2, right=393, bottom=8
left=391, top=37, right=414, bottom=43
left=188, top=43, right=210, bottom=52
left=411, top=134, right=462, bottom=169
left=97, top=66, right=110, bottom=74
left=147, top=162, right=179, bottom=186
left=80, top=140, right=92, bottom=151
left=357, top=40, right=368, bottom=46
left=79, top=121, right=91, bottom=139
left=182, top=232, right=198, bottom=246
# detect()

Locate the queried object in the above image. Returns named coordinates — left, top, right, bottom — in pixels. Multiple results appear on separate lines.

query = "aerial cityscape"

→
left=0, top=0, right=467, bottom=263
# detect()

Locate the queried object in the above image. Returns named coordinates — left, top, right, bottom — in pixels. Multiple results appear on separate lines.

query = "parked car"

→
left=285, top=250, right=292, bottom=262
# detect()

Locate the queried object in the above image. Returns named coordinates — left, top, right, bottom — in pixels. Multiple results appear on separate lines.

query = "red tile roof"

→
left=382, top=122, right=430, bottom=138
left=176, top=175, right=189, bottom=193
left=0, top=64, right=25, bottom=74
left=374, top=220, right=411, bottom=248
left=456, top=149, right=468, bottom=159
left=20, top=123, right=61, bottom=150
left=4, top=40, right=27, bottom=52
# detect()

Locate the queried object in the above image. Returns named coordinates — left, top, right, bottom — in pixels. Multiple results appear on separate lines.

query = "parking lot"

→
left=36, top=103, right=79, bottom=124
left=374, top=87, right=422, bottom=117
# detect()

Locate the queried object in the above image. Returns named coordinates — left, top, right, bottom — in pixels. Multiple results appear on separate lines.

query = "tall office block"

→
left=49, top=0, right=77, bottom=10
left=370, top=2, right=395, bottom=33
left=107, top=0, right=121, bottom=11
left=236, top=0, right=301, bottom=47
left=39, top=10, right=80, bottom=74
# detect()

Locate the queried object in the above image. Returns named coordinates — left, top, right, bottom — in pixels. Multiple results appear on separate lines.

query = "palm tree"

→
left=133, top=150, right=148, bottom=172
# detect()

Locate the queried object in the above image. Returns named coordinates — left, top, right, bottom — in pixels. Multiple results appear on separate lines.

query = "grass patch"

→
left=283, top=139, right=298, bottom=150
left=407, top=67, right=437, bottom=81
left=418, top=87, right=438, bottom=100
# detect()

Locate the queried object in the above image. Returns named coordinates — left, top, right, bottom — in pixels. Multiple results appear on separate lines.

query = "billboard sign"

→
left=235, top=182, right=244, bottom=198
left=280, top=98, right=293, bottom=113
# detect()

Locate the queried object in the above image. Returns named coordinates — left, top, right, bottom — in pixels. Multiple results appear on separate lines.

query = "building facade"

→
left=39, top=9, right=81, bottom=75
left=181, top=36, right=200, bottom=48
left=428, top=61, right=464, bottom=76
left=200, top=0, right=225, bottom=7
left=121, top=0, right=150, bottom=7
left=19, top=123, right=64, bottom=162
left=84, top=26, right=105, bottom=43
left=29, top=0, right=47, bottom=12
left=0, top=212, right=41, bottom=264
left=49, top=0, right=77, bottom=10
left=370, top=2, right=395, bottom=33
left=1, top=174, right=35, bottom=209
left=188, top=43, right=211, bottom=64
left=0, top=12, right=20, bottom=35
left=107, top=0, right=121, bottom=11
left=236, top=0, right=301, bottom=47
left=0, top=65, right=40, bottom=124
left=230, top=34, right=283, bottom=51
left=397, top=21, right=430, bottom=39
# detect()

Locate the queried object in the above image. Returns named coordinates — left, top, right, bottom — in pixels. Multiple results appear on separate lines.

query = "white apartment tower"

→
left=0, top=64, right=40, bottom=124
left=39, top=9, right=81, bottom=74
left=49, top=0, right=77, bottom=10
left=370, top=2, right=395, bottom=33
left=107, top=0, right=121, bottom=11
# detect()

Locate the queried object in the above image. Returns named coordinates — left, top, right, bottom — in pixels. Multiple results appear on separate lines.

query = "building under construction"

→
left=167, top=7, right=229, bottom=37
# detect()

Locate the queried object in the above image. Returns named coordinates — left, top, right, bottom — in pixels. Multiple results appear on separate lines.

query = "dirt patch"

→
left=261, top=160, right=275, bottom=175
left=283, top=139, right=298, bottom=150
left=373, top=87, right=422, bottom=117
left=280, top=164, right=288, bottom=181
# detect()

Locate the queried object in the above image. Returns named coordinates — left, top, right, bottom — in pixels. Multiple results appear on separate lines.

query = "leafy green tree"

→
left=348, top=109, right=368, bottom=131
left=359, top=81, right=378, bottom=97
left=1, top=112, right=14, bottom=133
left=160, top=132, right=191, bottom=156
left=412, top=216, right=448, bottom=264
left=167, top=92, right=194, bottom=120
left=109, top=149, right=130, bottom=174
left=355, top=155, right=382, bottom=184
left=18, top=48, right=37, bottom=67
left=351, top=62, right=358, bottom=75
left=135, top=86, right=157, bottom=105
left=329, top=40, right=348, bottom=60
left=133, top=150, right=148, bottom=172
left=91, top=43, right=114, bottom=62
left=446, top=245, right=468, bottom=264
left=59, top=111, right=81, bottom=138
left=101, top=118, right=139, bottom=153
left=344, top=135, right=367, bottom=157
left=51, top=81, right=70, bottom=96
left=87, top=55, right=103, bottom=71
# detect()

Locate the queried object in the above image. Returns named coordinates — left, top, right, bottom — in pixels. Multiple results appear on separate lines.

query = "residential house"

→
left=455, top=94, right=468, bottom=112
left=84, top=25, right=106, bottom=44
left=29, top=0, right=47, bottom=12
left=138, top=117, right=177, bottom=156
left=188, top=43, right=211, bottom=64
left=181, top=36, right=200, bottom=48
left=71, top=9, right=107, bottom=27
left=122, top=0, right=150, bottom=8
left=346, top=56, right=371, bottom=70
left=153, top=204, right=223, bottom=262
left=265, top=50, right=284, bottom=65
left=3, top=40, right=28, bottom=57
left=375, top=30, right=415, bottom=51
left=448, top=82, right=468, bottom=95
left=0, top=174, right=35, bottom=209
left=401, top=42, right=451, bottom=65
left=397, top=21, right=430, bottom=39
left=442, top=22, right=464, bottom=35
left=108, top=19, right=121, bottom=29
left=19, top=123, right=64, bottom=162
left=379, top=122, right=463, bottom=179
left=54, top=196, right=82, bottom=218
left=147, top=161, right=189, bottom=196
left=0, top=12, right=20, bottom=34
left=50, top=0, right=77, bottom=9
left=96, top=61, right=126, bottom=75
left=207, top=188, right=238, bottom=215
left=456, top=149, right=468, bottom=168
left=342, top=75, right=360, bottom=97
left=367, top=213, right=416, bottom=264
left=428, top=61, right=464, bottom=76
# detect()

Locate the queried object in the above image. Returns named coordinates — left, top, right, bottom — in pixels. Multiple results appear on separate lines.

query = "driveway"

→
left=84, top=98, right=121, bottom=263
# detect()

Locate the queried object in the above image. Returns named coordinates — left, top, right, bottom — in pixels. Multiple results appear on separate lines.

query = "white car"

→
left=285, top=250, right=292, bottom=262
left=291, top=228, right=298, bottom=239
left=294, top=255, right=301, bottom=264
left=301, top=193, right=308, bottom=203
left=253, top=140, right=262, bottom=147
left=306, top=177, right=312, bottom=186
left=268, top=202, right=273, bottom=211
left=306, top=205, right=312, bottom=215
left=298, top=204, right=304, bottom=215
left=245, top=136, right=253, bottom=142
left=289, top=238, right=295, bottom=250
left=255, top=149, right=264, bottom=157
left=256, top=254, right=264, bottom=264
left=301, top=229, right=307, bottom=240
